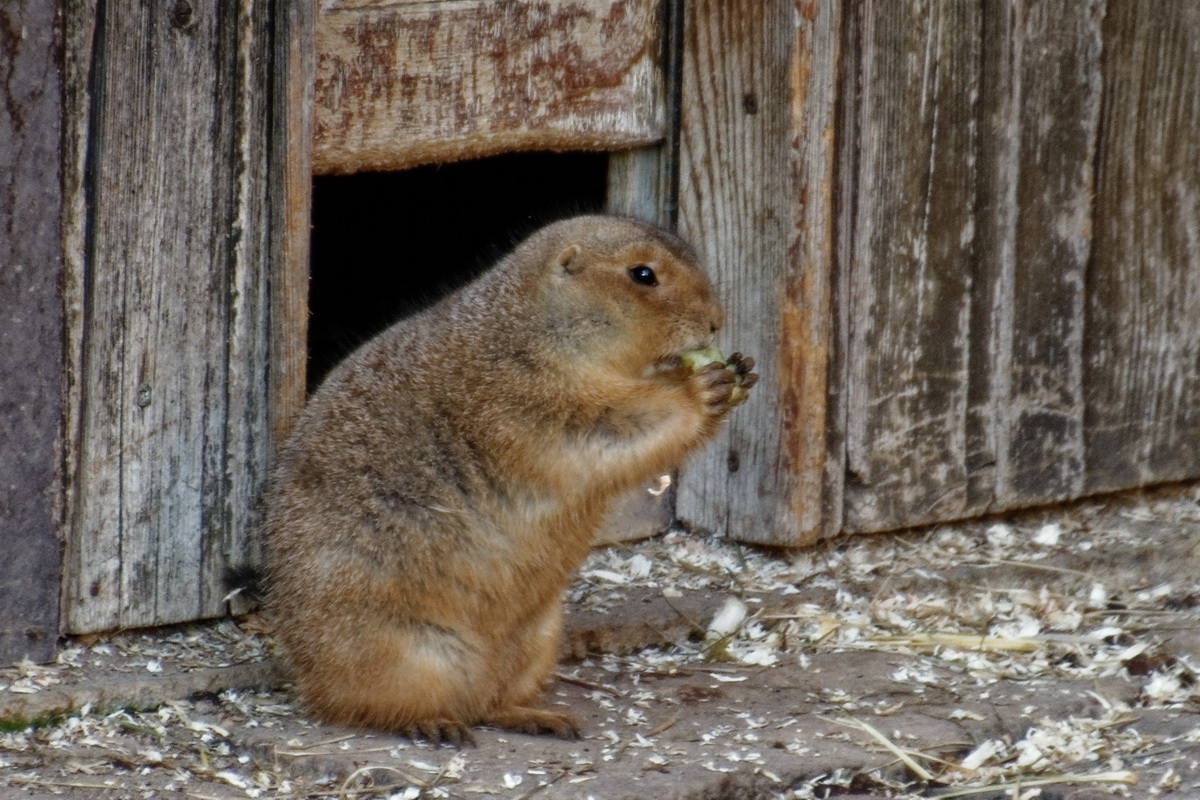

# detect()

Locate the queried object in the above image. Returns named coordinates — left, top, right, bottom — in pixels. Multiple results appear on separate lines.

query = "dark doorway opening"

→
left=307, top=151, right=610, bottom=391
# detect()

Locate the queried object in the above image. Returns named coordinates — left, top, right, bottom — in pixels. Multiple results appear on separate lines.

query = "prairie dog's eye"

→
left=628, top=265, right=658, bottom=286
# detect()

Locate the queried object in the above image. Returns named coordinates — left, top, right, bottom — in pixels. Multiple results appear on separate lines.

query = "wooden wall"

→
left=834, top=0, right=1200, bottom=534
left=60, top=0, right=312, bottom=634
left=0, top=1, right=65, bottom=663
left=677, top=0, right=1200, bottom=543
left=8, top=0, right=1197, bottom=654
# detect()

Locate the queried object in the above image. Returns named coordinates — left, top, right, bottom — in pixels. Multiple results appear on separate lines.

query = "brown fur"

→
left=264, top=215, right=755, bottom=742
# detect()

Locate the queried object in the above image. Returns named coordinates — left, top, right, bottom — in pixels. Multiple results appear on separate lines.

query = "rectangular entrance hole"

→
left=307, top=151, right=610, bottom=391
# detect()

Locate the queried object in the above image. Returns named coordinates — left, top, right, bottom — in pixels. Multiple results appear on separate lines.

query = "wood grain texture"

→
left=65, top=0, right=303, bottom=633
left=1084, top=2, right=1200, bottom=493
left=0, top=0, right=65, bottom=664
left=62, top=0, right=98, bottom=643
left=781, top=0, right=840, bottom=543
left=268, top=0, right=315, bottom=455
left=838, top=0, right=1104, bottom=532
left=994, top=0, right=1101, bottom=506
left=963, top=0, right=1017, bottom=512
left=607, top=147, right=666, bottom=226
left=841, top=0, right=981, bottom=532
left=313, top=0, right=665, bottom=174
left=675, top=0, right=839, bottom=545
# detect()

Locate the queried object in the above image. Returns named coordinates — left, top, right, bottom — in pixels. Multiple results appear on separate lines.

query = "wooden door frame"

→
left=0, top=0, right=66, bottom=665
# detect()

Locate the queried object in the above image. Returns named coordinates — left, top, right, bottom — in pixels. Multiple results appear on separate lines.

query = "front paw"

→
left=690, top=362, right=739, bottom=417
left=725, top=352, right=759, bottom=406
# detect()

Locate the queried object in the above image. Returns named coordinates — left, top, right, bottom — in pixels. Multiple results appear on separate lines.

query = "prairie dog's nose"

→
left=709, top=300, right=726, bottom=334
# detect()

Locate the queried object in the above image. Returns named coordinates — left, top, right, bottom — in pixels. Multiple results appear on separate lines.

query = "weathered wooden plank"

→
left=964, top=0, right=1017, bottom=512
left=219, top=0, right=314, bottom=597
left=675, top=0, right=838, bottom=545
left=62, top=0, right=98, bottom=635
left=967, top=1, right=1102, bottom=512
left=71, top=1, right=226, bottom=631
left=607, top=148, right=666, bottom=227
left=605, top=0, right=682, bottom=230
left=839, top=0, right=1106, bottom=532
left=268, top=0, right=315, bottom=454
left=824, top=0, right=860, bottom=540
left=841, top=0, right=980, bottom=532
left=783, top=0, right=840, bottom=543
left=66, top=0, right=303, bottom=633
left=1084, top=2, right=1200, bottom=493
left=0, top=0, right=65, bottom=664
left=993, top=0, right=1101, bottom=506
left=314, top=0, right=665, bottom=174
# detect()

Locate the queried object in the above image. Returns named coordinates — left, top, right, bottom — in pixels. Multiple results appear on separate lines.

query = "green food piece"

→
left=729, top=382, right=748, bottom=407
left=680, top=346, right=751, bottom=406
left=678, top=346, right=725, bottom=372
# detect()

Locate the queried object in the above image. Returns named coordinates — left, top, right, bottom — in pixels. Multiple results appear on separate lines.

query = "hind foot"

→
left=484, top=706, right=581, bottom=739
left=400, top=719, right=476, bottom=747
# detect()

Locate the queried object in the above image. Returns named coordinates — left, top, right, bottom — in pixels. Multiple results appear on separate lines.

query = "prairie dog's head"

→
left=524, top=215, right=724, bottom=375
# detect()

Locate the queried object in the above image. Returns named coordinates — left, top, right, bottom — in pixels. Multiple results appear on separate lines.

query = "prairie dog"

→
left=264, top=215, right=756, bottom=742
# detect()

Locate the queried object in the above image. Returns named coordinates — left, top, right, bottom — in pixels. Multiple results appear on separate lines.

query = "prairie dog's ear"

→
left=556, top=244, right=583, bottom=274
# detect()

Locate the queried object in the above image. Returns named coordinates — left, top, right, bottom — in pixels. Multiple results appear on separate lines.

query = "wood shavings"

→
left=3, top=488, right=1200, bottom=796
left=931, top=770, right=1139, bottom=798
left=827, top=716, right=936, bottom=781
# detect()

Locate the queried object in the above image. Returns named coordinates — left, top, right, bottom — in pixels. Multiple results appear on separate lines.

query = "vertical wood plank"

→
left=964, top=0, right=1017, bottom=511
left=0, top=0, right=65, bottom=663
left=824, top=0, right=860, bottom=539
left=607, top=148, right=666, bottom=226
left=62, top=0, right=97, bottom=636
left=215, top=0, right=283, bottom=598
left=74, top=1, right=227, bottom=630
left=1084, top=2, right=1200, bottom=492
left=65, top=0, right=306, bottom=632
left=994, top=0, right=1101, bottom=505
left=606, top=0, right=681, bottom=231
left=840, top=0, right=1105, bottom=531
left=267, top=0, right=315, bottom=467
left=783, top=0, right=841, bottom=542
left=841, top=0, right=980, bottom=532
left=675, top=0, right=838, bottom=545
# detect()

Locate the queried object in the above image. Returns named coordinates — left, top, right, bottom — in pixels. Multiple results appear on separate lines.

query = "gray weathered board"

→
left=675, top=0, right=1200, bottom=542
left=313, top=0, right=665, bottom=174
left=1085, top=3, right=1200, bottom=496
left=674, top=0, right=840, bottom=546
left=832, top=0, right=1200, bottom=534
left=0, top=1, right=66, bottom=663
left=62, top=0, right=313, bottom=634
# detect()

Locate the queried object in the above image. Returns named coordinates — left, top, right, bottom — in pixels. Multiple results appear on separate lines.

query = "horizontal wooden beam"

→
left=313, top=0, right=665, bottom=174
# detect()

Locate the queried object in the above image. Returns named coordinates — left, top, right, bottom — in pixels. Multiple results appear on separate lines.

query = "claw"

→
left=484, top=707, right=581, bottom=739
left=727, top=352, right=756, bottom=376
left=401, top=720, right=476, bottom=747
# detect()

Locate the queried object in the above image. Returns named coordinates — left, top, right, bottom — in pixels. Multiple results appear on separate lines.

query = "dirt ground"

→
left=3, top=485, right=1200, bottom=799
